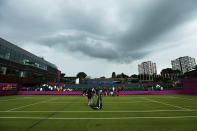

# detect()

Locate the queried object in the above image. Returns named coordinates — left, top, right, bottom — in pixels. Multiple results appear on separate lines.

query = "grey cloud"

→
left=39, top=30, right=153, bottom=63
left=1, top=0, right=197, bottom=63
left=116, top=0, right=197, bottom=50
left=41, top=0, right=197, bottom=63
left=40, top=31, right=119, bottom=60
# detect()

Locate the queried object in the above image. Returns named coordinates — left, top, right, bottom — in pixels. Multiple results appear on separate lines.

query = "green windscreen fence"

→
left=20, top=83, right=181, bottom=91
left=64, top=83, right=180, bottom=91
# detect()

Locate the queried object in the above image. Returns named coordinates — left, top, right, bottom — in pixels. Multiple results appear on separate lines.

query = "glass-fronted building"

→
left=0, top=37, right=60, bottom=87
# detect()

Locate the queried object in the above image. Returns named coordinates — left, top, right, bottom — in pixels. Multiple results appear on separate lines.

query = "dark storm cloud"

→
left=1, top=0, right=197, bottom=63
left=41, top=32, right=119, bottom=60
left=40, top=31, right=151, bottom=62
left=116, top=0, right=197, bottom=51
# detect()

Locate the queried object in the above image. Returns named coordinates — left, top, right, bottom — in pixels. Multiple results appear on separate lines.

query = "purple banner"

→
left=182, top=77, right=197, bottom=95
left=0, top=83, right=18, bottom=96
left=0, top=90, right=18, bottom=96
left=17, top=90, right=182, bottom=95
left=18, top=91, right=83, bottom=95
left=119, top=90, right=182, bottom=95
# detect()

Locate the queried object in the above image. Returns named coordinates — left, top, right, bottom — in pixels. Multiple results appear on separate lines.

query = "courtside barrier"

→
left=0, top=90, right=18, bottom=96
left=182, top=77, right=197, bottom=95
left=17, top=91, right=83, bottom=95
left=17, top=90, right=182, bottom=95
left=0, top=83, right=18, bottom=96
left=119, top=90, right=182, bottom=95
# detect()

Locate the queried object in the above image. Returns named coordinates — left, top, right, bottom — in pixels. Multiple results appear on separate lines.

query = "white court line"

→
left=22, top=97, right=35, bottom=98
left=6, top=100, right=50, bottom=111
left=0, top=116, right=197, bottom=120
left=43, top=102, right=84, bottom=103
left=46, top=101, right=145, bottom=104
left=0, top=97, right=46, bottom=102
left=6, top=98, right=60, bottom=111
left=143, top=98, right=191, bottom=111
left=1, top=110, right=197, bottom=113
left=168, top=96, right=197, bottom=102
left=105, top=101, right=145, bottom=103
left=0, top=99, right=17, bottom=102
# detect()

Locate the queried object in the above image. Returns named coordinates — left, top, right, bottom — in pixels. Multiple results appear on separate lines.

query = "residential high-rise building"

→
left=171, top=56, right=196, bottom=74
left=138, top=61, right=157, bottom=75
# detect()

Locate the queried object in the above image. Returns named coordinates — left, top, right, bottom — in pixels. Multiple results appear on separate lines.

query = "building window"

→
left=5, top=53, right=10, bottom=60
left=0, top=67, right=7, bottom=75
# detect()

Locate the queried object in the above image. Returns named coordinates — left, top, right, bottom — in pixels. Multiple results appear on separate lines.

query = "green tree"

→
left=61, top=73, right=65, bottom=77
left=131, top=74, right=138, bottom=78
left=153, top=76, right=163, bottom=82
left=112, top=72, right=116, bottom=78
left=117, top=73, right=129, bottom=78
left=163, top=78, right=173, bottom=83
left=161, top=68, right=181, bottom=75
left=161, top=68, right=181, bottom=80
left=100, top=76, right=106, bottom=79
left=76, top=72, right=87, bottom=79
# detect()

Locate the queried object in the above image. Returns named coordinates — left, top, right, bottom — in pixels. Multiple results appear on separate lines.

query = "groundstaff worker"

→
left=91, top=91, right=102, bottom=110
left=87, top=88, right=92, bottom=105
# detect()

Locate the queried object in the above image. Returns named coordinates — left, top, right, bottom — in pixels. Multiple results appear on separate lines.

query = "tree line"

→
left=75, top=66, right=197, bottom=83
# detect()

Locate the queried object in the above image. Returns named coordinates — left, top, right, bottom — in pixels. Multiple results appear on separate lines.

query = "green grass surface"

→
left=0, top=94, right=197, bottom=131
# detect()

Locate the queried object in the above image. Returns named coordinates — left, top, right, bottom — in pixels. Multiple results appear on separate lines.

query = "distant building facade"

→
left=171, top=56, right=196, bottom=74
left=138, top=61, right=157, bottom=75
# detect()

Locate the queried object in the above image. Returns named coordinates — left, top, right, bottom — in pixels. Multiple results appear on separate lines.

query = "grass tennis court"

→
left=0, top=94, right=197, bottom=131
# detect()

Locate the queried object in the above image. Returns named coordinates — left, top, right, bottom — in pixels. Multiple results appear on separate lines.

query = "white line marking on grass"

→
left=1, top=110, right=197, bottom=113
left=22, top=97, right=35, bottom=98
left=6, top=98, right=60, bottom=111
left=0, top=99, right=17, bottom=102
left=105, top=101, right=146, bottom=103
left=0, top=116, right=197, bottom=120
left=6, top=101, right=48, bottom=111
left=143, top=98, right=191, bottom=111
left=45, top=102, right=86, bottom=103
left=46, top=101, right=145, bottom=104
left=168, top=96, right=197, bottom=102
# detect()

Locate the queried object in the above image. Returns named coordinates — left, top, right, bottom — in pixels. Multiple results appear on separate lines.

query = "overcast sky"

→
left=1, top=0, right=197, bottom=77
